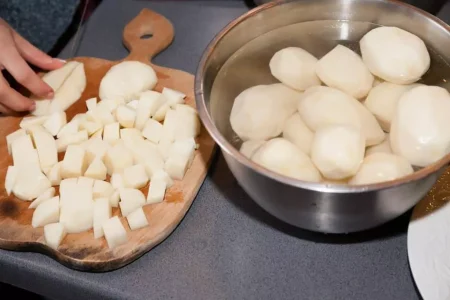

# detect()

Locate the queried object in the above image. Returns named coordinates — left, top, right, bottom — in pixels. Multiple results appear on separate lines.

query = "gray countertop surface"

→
left=2, top=0, right=450, bottom=299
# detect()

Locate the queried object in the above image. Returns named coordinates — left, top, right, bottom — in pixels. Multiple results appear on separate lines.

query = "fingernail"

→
left=29, top=101, right=36, bottom=111
left=47, top=91, right=54, bottom=98
left=56, top=58, right=66, bottom=63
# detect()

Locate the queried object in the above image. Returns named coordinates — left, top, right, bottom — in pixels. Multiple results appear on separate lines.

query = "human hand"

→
left=0, top=18, right=64, bottom=114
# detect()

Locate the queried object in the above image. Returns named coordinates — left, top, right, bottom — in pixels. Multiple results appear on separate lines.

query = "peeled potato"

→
left=310, top=125, right=365, bottom=180
left=360, top=26, right=430, bottom=84
left=230, top=84, right=300, bottom=141
left=316, top=45, right=374, bottom=99
left=390, top=85, right=450, bottom=167
left=269, top=47, right=321, bottom=91
left=239, top=140, right=265, bottom=159
left=252, top=138, right=321, bottom=182
left=364, top=82, right=420, bottom=132
left=365, top=135, right=392, bottom=157
left=298, top=86, right=384, bottom=146
left=99, top=61, right=157, bottom=102
left=349, top=152, right=414, bottom=185
left=282, top=113, right=314, bottom=155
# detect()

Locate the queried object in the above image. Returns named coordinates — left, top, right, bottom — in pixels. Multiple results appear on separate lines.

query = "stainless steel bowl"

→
left=195, top=0, right=450, bottom=233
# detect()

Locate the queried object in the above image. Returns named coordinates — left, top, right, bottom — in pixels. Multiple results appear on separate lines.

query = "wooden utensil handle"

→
left=123, top=8, right=175, bottom=62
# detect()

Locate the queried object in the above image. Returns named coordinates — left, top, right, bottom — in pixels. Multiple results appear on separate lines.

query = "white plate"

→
left=408, top=173, right=450, bottom=300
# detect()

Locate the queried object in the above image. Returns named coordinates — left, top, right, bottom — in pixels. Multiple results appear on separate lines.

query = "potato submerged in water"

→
left=316, top=45, right=374, bottom=99
left=230, top=84, right=300, bottom=141
left=298, top=86, right=384, bottom=146
left=349, top=153, right=414, bottom=185
left=360, top=26, right=430, bottom=84
left=364, top=82, right=421, bottom=132
left=269, top=47, right=321, bottom=91
left=310, top=124, right=365, bottom=180
left=390, top=85, right=450, bottom=167
left=252, top=138, right=321, bottom=182
left=282, top=113, right=314, bottom=155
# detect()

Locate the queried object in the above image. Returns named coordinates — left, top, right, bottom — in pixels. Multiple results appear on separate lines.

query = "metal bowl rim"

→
left=194, top=0, right=450, bottom=194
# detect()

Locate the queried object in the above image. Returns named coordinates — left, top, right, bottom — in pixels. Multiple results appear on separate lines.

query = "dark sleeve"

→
left=0, top=0, right=80, bottom=53
left=402, top=0, right=448, bottom=15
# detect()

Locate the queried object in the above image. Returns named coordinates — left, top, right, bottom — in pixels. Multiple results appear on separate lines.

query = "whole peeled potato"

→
left=269, top=47, right=321, bottom=91
left=360, top=26, right=430, bottom=84
left=230, top=83, right=300, bottom=141
left=298, top=86, right=385, bottom=146
left=282, top=113, right=314, bottom=155
left=390, top=85, right=450, bottom=167
left=316, top=45, right=374, bottom=99
left=310, top=124, right=365, bottom=180
left=252, top=138, right=322, bottom=182
left=364, top=82, right=421, bottom=132
left=349, top=152, right=413, bottom=185
left=365, top=134, right=392, bottom=157
left=239, top=140, right=266, bottom=159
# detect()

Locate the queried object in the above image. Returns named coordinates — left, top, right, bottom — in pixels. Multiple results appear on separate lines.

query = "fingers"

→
left=0, top=37, right=54, bottom=98
left=0, top=103, right=14, bottom=115
left=0, top=75, right=35, bottom=112
left=13, top=32, right=64, bottom=71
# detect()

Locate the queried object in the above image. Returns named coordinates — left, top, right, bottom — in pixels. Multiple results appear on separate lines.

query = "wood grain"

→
left=0, top=9, right=216, bottom=272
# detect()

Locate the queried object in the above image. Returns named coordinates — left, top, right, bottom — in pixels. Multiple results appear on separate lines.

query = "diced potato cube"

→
left=93, top=180, right=114, bottom=198
left=32, top=100, right=51, bottom=116
left=162, top=87, right=186, bottom=108
left=84, top=158, right=107, bottom=180
left=115, top=104, right=136, bottom=128
left=84, top=138, right=110, bottom=164
left=5, top=166, right=18, bottom=196
left=56, top=130, right=88, bottom=153
left=29, top=187, right=55, bottom=209
left=86, top=97, right=97, bottom=111
left=77, top=176, right=95, bottom=188
left=47, top=162, right=62, bottom=186
left=103, top=122, right=120, bottom=145
left=87, top=105, right=115, bottom=125
left=11, top=134, right=40, bottom=170
left=111, top=173, right=125, bottom=190
left=104, top=143, right=134, bottom=174
left=119, top=188, right=146, bottom=216
left=152, top=103, right=170, bottom=122
left=135, top=91, right=165, bottom=130
left=151, top=169, right=174, bottom=188
left=147, top=179, right=167, bottom=204
left=28, top=125, right=58, bottom=170
left=109, top=191, right=120, bottom=207
left=56, top=119, right=79, bottom=139
left=13, top=167, right=51, bottom=201
left=44, top=222, right=66, bottom=250
left=165, top=156, right=189, bottom=180
left=169, top=138, right=196, bottom=166
left=60, top=200, right=94, bottom=233
left=80, top=120, right=103, bottom=136
left=102, top=216, right=127, bottom=249
left=175, top=110, right=201, bottom=140
left=6, top=129, right=26, bottom=155
left=120, top=128, right=143, bottom=143
left=142, top=119, right=163, bottom=144
left=61, top=145, right=87, bottom=178
left=127, top=100, right=139, bottom=110
left=20, top=116, right=49, bottom=130
left=123, top=164, right=148, bottom=189
left=93, top=197, right=111, bottom=238
left=126, top=207, right=148, bottom=230
left=43, top=111, right=67, bottom=136
left=31, top=196, right=60, bottom=228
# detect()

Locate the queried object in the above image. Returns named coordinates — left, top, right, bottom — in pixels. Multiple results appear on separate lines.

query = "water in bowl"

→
left=210, top=20, right=450, bottom=150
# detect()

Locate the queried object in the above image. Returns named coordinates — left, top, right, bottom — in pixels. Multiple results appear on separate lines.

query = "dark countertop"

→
left=1, top=0, right=449, bottom=299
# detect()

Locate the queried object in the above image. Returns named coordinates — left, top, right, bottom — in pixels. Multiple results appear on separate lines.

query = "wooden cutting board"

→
left=0, top=9, right=216, bottom=272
